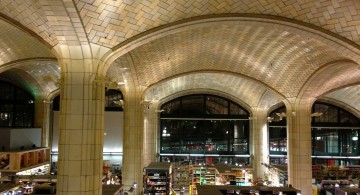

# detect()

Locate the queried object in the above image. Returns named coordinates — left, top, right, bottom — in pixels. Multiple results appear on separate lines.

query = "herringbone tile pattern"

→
left=76, top=0, right=360, bottom=47
left=126, top=23, right=343, bottom=98
left=0, top=0, right=359, bottom=107
left=1, top=0, right=360, bottom=47
left=143, top=72, right=283, bottom=108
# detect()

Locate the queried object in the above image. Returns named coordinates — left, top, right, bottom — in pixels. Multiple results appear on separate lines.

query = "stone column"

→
left=287, top=99, right=313, bottom=195
left=251, top=108, right=269, bottom=180
left=56, top=57, right=105, bottom=194
left=122, top=87, right=145, bottom=194
left=143, top=101, right=159, bottom=167
left=41, top=100, right=52, bottom=147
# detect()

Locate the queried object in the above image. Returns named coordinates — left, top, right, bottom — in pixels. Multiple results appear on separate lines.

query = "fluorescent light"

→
left=269, top=154, right=287, bottom=157
left=235, top=154, right=250, bottom=157
left=312, top=156, right=360, bottom=159
left=159, top=153, right=175, bottom=156
left=205, top=154, right=220, bottom=157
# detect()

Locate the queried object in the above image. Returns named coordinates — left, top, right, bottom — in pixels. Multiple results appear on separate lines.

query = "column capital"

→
left=52, top=44, right=111, bottom=61
left=286, top=97, right=315, bottom=111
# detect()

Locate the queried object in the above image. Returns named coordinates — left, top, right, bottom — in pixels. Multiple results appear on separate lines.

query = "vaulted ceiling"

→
left=0, top=0, right=359, bottom=113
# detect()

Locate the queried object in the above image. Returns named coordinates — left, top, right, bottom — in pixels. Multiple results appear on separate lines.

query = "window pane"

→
left=269, top=127, right=287, bottom=154
left=160, top=95, right=250, bottom=161
left=182, top=139, right=204, bottom=153
left=14, top=105, right=33, bottom=127
left=205, top=139, right=228, bottom=153
left=313, top=128, right=338, bottom=155
left=105, top=89, right=123, bottom=111
left=161, top=138, right=180, bottom=153
left=340, top=129, right=358, bottom=155
left=207, top=120, right=230, bottom=139
left=160, top=156, right=249, bottom=166
left=229, top=102, right=247, bottom=116
left=16, top=88, right=32, bottom=100
left=161, top=99, right=180, bottom=115
left=270, top=158, right=287, bottom=165
left=0, top=82, right=14, bottom=100
left=205, top=96, right=228, bottom=115
left=0, top=104, right=13, bottom=127
left=231, top=138, right=248, bottom=153
left=0, top=81, right=34, bottom=127
left=339, top=110, right=360, bottom=124
left=161, top=95, right=249, bottom=118
left=181, top=120, right=205, bottom=138
left=313, top=104, right=338, bottom=123
left=182, top=95, right=204, bottom=116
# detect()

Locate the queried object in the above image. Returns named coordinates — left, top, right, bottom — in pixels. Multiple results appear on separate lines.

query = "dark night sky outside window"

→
left=160, top=94, right=250, bottom=158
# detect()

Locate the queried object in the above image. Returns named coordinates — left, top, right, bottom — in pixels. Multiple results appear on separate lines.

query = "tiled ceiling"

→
left=0, top=0, right=359, bottom=112
left=0, top=60, right=60, bottom=98
left=0, top=69, right=42, bottom=98
left=0, top=19, right=54, bottom=66
left=125, top=22, right=352, bottom=98
left=326, top=86, right=360, bottom=112
left=143, top=72, right=283, bottom=109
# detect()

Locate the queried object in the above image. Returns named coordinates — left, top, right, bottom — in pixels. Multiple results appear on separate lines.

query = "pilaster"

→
left=143, top=101, right=159, bottom=167
left=34, top=98, right=45, bottom=129
left=41, top=100, right=52, bottom=147
left=122, top=87, right=145, bottom=194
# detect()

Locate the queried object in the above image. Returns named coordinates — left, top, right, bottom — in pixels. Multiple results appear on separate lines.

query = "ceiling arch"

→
left=2, top=1, right=360, bottom=49
left=300, top=60, right=360, bottom=99
left=143, top=72, right=283, bottom=109
left=105, top=17, right=360, bottom=100
left=324, top=85, right=360, bottom=112
left=0, top=69, right=42, bottom=99
left=103, top=15, right=360, bottom=74
left=0, top=60, right=60, bottom=98
left=0, top=1, right=359, bottom=114
left=0, top=19, right=54, bottom=67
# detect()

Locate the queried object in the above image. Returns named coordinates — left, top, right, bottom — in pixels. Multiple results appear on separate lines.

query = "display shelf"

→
left=263, top=164, right=286, bottom=186
left=195, top=185, right=300, bottom=195
left=190, top=165, right=216, bottom=186
left=312, top=165, right=358, bottom=184
left=215, top=164, right=253, bottom=186
left=172, top=165, right=189, bottom=190
left=143, top=162, right=171, bottom=195
left=0, top=148, right=50, bottom=173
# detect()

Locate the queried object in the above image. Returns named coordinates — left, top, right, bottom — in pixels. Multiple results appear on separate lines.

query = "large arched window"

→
left=159, top=94, right=250, bottom=165
left=312, top=103, right=360, bottom=166
left=0, top=80, right=34, bottom=127
left=268, top=102, right=360, bottom=166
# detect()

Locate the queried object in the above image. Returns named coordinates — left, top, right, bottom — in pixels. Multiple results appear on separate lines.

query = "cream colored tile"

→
left=67, top=176, right=81, bottom=192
